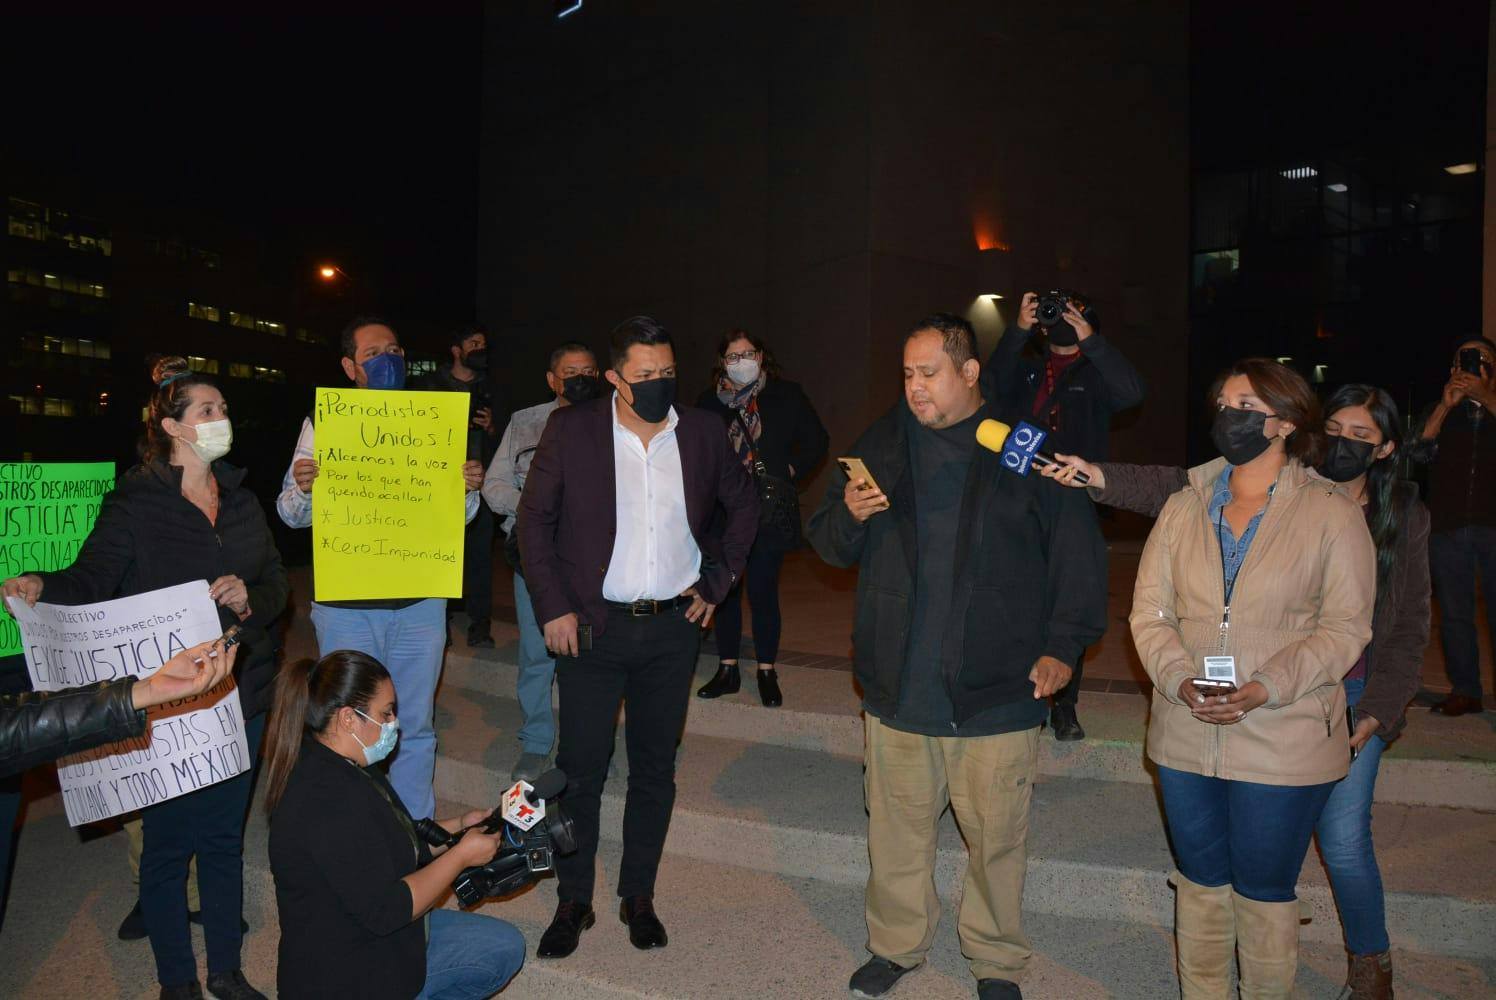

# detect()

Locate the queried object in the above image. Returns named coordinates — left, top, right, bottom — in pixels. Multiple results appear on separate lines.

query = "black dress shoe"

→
left=1432, top=693, right=1485, bottom=716
left=537, top=901, right=595, bottom=958
left=119, top=900, right=147, bottom=941
left=977, top=978, right=1023, bottom=1000
left=204, top=969, right=267, bottom=1000
left=619, top=895, right=668, bottom=949
left=757, top=668, right=783, bottom=707
left=696, top=664, right=741, bottom=699
left=467, top=622, right=495, bottom=648
left=1050, top=702, right=1085, bottom=741
left=158, top=984, right=204, bottom=1000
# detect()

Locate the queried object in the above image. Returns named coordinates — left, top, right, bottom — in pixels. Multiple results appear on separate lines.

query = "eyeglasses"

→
left=723, top=349, right=760, bottom=364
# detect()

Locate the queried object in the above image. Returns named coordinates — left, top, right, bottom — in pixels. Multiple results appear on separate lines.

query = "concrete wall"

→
left=478, top=1, right=1189, bottom=510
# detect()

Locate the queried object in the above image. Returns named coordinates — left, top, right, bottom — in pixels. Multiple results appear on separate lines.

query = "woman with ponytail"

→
left=2, top=355, right=288, bottom=1000
left=1041, top=381, right=1430, bottom=999
left=265, top=651, right=524, bottom=1000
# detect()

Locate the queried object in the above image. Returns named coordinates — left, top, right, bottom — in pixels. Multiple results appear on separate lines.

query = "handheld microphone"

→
left=493, top=767, right=568, bottom=834
left=976, top=419, right=1090, bottom=485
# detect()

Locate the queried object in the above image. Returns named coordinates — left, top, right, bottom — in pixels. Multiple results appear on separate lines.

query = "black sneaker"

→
left=468, top=622, right=495, bottom=648
left=204, top=970, right=267, bottom=1000
left=977, top=979, right=1023, bottom=1000
left=118, top=900, right=147, bottom=941
left=1049, top=702, right=1085, bottom=742
left=849, top=956, right=916, bottom=998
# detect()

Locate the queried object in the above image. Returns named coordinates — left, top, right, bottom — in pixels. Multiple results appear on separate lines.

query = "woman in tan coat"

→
left=1129, top=359, right=1375, bottom=999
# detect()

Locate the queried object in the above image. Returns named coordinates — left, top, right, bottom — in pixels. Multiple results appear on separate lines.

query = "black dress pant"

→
left=554, top=606, right=700, bottom=905
left=461, top=506, right=495, bottom=628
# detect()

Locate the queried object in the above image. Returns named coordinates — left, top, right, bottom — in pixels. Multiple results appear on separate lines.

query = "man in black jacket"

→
left=809, top=314, right=1106, bottom=1000
left=982, top=291, right=1144, bottom=741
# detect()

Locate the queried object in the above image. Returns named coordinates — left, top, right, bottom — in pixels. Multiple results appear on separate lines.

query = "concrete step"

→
left=3, top=793, right=1491, bottom=1000
left=439, top=647, right=1496, bottom=811
left=433, top=683, right=1496, bottom=962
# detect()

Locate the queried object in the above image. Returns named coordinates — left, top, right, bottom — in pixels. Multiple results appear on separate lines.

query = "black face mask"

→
left=1317, top=435, right=1378, bottom=483
left=462, top=349, right=489, bottom=373
left=623, top=377, right=676, bottom=423
left=1211, top=406, right=1275, bottom=466
left=560, top=374, right=602, bottom=404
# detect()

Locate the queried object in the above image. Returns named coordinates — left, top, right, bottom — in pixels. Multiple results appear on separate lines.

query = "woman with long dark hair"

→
left=1123, top=359, right=1376, bottom=998
left=264, top=650, right=525, bottom=1000
left=1, top=355, right=288, bottom=1000
left=1043, top=383, right=1427, bottom=999
left=694, top=329, right=828, bottom=707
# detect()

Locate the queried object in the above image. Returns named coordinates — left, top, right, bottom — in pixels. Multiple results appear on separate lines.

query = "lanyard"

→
left=1215, top=504, right=1238, bottom=652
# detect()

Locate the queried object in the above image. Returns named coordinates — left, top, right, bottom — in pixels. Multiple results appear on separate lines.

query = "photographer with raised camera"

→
left=982, top=289, right=1144, bottom=741
left=1408, top=336, right=1496, bottom=717
left=263, top=649, right=525, bottom=1000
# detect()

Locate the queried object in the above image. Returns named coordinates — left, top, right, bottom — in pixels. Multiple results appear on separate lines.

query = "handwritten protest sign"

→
left=312, top=387, right=468, bottom=601
left=0, top=462, right=115, bottom=657
left=6, top=581, right=249, bottom=827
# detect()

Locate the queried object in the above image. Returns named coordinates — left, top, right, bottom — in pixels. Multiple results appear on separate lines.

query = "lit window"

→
left=9, top=396, right=75, bottom=418
left=188, top=301, right=221, bottom=322
left=187, top=355, right=220, bottom=374
left=253, top=366, right=287, bottom=382
left=407, top=359, right=437, bottom=377
left=255, top=318, right=286, bottom=336
left=228, top=311, right=257, bottom=330
left=228, top=363, right=253, bottom=379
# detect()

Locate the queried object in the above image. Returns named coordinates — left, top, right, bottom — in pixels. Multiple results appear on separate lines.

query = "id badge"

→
left=1202, top=656, right=1238, bottom=685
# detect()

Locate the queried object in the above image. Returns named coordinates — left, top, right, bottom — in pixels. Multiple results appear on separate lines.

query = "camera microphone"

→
left=976, top=419, right=1090, bottom=485
left=491, top=767, right=568, bottom=833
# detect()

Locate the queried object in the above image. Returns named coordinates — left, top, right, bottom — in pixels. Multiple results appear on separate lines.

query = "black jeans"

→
left=1429, top=525, right=1496, bottom=699
left=713, top=543, right=786, bottom=665
left=462, top=506, right=495, bottom=629
left=1055, top=648, right=1085, bottom=707
left=554, top=606, right=700, bottom=905
left=141, top=713, right=265, bottom=986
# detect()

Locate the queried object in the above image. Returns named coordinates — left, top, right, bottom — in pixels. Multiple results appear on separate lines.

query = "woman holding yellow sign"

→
left=2, top=355, right=288, bottom=1000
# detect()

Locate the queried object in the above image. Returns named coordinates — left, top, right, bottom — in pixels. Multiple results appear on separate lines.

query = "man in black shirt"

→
left=422, top=324, right=501, bottom=648
left=1410, top=336, right=1496, bottom=716
left=809, top=314, right=1106, bottom=1000
left=983, top=292, right=1144, bottom=741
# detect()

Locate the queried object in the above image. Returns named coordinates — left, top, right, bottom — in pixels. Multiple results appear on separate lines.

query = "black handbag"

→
left=732, top=409, right=801, bottom=549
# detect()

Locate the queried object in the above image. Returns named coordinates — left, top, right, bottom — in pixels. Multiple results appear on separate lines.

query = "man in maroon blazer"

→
left=518, top=315, right=758, bottom=958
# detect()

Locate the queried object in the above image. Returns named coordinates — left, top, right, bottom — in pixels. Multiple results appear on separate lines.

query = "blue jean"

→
left=1157, top=764, right=1336, bottom=902
left=1316, top=677, right=1388, bottom=954
left=141, top=713, right=265, bottom=986
left=413, top=908, right=526, bottom=1000
left=513, top=573, right=557, bottom=755
left=1428, top=526, right=1496, bottom=699
left=310, top=598, right=446, bottom=820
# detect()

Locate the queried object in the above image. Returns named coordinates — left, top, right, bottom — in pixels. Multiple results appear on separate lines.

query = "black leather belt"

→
left=606, top=596, right=689, bottom=616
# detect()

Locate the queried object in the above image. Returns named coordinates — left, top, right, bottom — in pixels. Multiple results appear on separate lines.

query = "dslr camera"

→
left=412, top=769, right=576, bottom=907
left=1035, top=289, right=1090, bottom=330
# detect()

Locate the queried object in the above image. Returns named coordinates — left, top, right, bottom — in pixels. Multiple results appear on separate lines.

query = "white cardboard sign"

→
left=5, top=580, right=250, bottom=826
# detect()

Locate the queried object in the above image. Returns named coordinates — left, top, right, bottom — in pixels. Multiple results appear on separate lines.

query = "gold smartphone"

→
left=837, top=457, right=884, bottom=495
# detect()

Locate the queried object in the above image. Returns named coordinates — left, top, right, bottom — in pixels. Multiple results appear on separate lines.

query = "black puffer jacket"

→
left=0, top=676, right=145, bottom=778
left=33, top=460, right=288, bottom=718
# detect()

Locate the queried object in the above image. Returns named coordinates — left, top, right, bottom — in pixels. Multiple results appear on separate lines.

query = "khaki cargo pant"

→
left=863, top=715, right=1039, bottom=983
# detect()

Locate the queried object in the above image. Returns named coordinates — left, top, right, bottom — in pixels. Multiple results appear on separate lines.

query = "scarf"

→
left=718, top=371, right=768, bottom=471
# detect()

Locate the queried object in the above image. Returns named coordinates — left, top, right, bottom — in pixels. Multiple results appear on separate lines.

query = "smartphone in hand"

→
left=1190, top=678, right=1237, bottom=697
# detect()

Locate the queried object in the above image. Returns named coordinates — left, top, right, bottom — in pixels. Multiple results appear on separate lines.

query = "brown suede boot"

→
left=1169, top=871, right=1235, bottom=999
left=1341, top=950, right=1393, bottom=1000
left=1233, top=891, right=1301, bottom=999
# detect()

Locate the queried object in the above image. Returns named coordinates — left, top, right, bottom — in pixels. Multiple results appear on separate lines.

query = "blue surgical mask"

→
left=353, top=709, right=400, bottom=765
left=361, top=352, right=406, bottom=390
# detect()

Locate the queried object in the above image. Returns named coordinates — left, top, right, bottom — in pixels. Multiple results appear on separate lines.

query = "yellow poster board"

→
left=312, top=387, right=469, bottom=601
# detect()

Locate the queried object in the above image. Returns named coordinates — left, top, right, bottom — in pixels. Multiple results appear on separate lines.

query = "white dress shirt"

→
left=602, top=394, right=701, bottom=602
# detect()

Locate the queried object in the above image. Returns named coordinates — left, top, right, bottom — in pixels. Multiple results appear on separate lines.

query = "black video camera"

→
left=412, top=769, right=576, bottom=907
left=1035, top=289, right=1090, bottom=330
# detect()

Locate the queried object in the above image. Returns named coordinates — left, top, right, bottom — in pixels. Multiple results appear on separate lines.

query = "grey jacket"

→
left=482, top=399, right=560, bottom=533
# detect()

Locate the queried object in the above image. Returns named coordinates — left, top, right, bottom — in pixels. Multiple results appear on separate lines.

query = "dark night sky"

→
left=2, top=7, right=484, bottom=337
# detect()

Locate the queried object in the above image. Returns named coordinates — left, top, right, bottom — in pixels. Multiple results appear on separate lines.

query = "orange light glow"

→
left=318, top=266, right=337, bottom=279
left=973, top=220, right=1010, bottom=253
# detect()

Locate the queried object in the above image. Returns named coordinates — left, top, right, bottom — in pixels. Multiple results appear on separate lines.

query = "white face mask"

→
left=184, top=418, right=233, bottom=463
left=726, top=359, right=761, bottom=386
